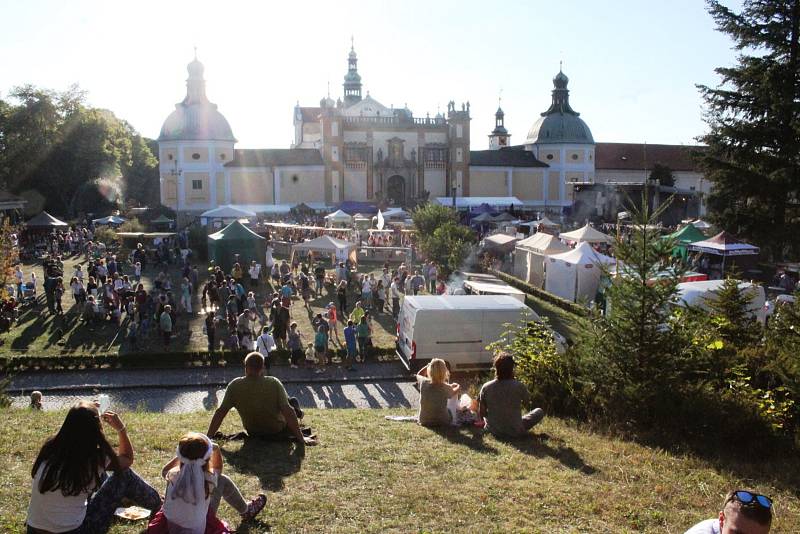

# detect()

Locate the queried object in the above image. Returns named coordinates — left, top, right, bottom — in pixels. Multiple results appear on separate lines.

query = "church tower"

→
left=343, top=39, right=363, bottom=106
left=488, top=106, right=510, bottom=150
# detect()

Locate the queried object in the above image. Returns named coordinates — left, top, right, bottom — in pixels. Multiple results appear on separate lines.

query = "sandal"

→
left=241, top=493, right=267, bottom=521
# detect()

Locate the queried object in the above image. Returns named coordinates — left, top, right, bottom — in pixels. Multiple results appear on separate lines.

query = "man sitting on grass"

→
left=478, top=352, right=545, bottom=438
left=207, top=352, right=317, bottom=447
left=684, top=490, right=772, bottom=534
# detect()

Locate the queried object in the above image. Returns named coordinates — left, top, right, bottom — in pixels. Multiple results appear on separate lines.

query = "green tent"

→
left=207, top=221, right=266, bottom=273
left=665, top=224, right=706, bottom=259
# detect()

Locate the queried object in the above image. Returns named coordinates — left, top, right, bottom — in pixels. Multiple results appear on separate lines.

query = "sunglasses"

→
left=730, top=490, right=772, bottom=510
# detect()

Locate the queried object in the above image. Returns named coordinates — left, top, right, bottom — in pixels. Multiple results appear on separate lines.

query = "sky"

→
left=0, top=0, right=743, bottom=149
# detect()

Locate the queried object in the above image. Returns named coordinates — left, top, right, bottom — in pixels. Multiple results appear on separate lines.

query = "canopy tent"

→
left=26, top=211, right=68, bottom=228
left=688, top=231, right=759, bottom=256
left=692, top=219, right=712, bottom=230
left=544, top=242, right=616, bottom=303
left=290, top=235, right=358, bottom=266
left=324, top=209, right=354, bottom=227
left=382, top=208, right=410, bottom=220
left=207, top=221, right=267, bottom=273
left=665, top=224, right=706, bottom=259
left=471, top=212, right=496, bottom=224
left=471, top=202, right=496, bottom=214
left=151, top=214, right=174, bottom=224
left=338, top=201, right=378, bottom=215
left=92, top=215, right=126, bottom=226
left=435, top=196, right=522, bottom=210
left=492, top=212, right=516, bottom=223
left=559, top=223, right=613, bottom=244
left=482, top=233, right=518, bottom=254
left=514, top=232, right=570, bottom=287
left=201, top=205, right=257, bottom=219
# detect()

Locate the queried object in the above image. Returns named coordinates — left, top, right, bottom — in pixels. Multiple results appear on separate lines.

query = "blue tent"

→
left=338, top=201, right=378, bottom=215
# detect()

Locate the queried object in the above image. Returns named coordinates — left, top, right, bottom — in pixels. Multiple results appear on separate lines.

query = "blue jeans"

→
left=27, top=468, right=160, bottom=534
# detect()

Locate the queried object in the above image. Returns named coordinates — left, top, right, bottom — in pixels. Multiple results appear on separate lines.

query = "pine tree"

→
left=698, top=0, right=800, bottom=260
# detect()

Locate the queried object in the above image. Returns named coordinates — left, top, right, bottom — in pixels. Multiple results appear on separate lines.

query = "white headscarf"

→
left=170, top=434, right=213, bottom=505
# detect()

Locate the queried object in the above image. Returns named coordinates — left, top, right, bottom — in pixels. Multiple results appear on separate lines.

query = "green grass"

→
left=2, top=408, right=798, bottom=533
left=1, top=256, right=399, bottom=357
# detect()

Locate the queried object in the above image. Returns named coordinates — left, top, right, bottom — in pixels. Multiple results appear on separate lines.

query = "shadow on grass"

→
left=431, top=425, right=499, bottom=455
left=220, top=438, right=304, bottom=493
left=495, top=431, right=598, bottom=475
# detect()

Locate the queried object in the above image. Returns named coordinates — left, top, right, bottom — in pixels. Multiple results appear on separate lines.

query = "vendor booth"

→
left=559, top=223, right=613, bottom=244
left=92, top=215, right=126, bottom=226
left=26, top=211, right=68, bottom=229
left=687, top=231, right=759, bottom=278
left=544, top=242, right=616, bottom=303
left=482, top=233, right=519, bottom=255
left=324, top=209, right=354, bottom=227
left=514, top=232, right=570, bottom=287
left=665, top=224, right=706, bottom=259
left=290, top=235, right=358, bottom=266
left=207, top=221, right=267, bottom=273
left=201, top=205, right=257, bottom=227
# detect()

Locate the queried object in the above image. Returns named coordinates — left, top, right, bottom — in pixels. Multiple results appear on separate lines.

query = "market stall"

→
left=290, top=235, right=358, bottom=266
left=664, top=224, right=706, bottom=259
left=544, top=242, right=616, bottom=303
left=201, top=205, right=257, bottom=227
left=559, top=223, right=613, bottom=244
left=687, top=231, right=759, bottom=278
left=514, top=232, right=569, bottom=287
left=324, top=209, right=354, bottom=228
left=207, top=221, right=267, bottom=273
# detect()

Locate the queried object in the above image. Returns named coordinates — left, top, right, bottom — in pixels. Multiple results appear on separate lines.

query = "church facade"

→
left=158, top=47, right=708, bottom=220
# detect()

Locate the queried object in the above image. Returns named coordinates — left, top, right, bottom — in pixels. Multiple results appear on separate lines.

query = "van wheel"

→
left=409, top=359, right=431, bottom=374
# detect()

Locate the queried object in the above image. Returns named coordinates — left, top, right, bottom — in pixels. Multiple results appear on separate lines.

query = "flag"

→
left=377, top=209, right=385, bottom=230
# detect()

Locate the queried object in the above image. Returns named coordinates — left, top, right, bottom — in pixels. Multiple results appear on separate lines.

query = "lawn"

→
left=1, top=254, right=401, bottom=357
left=1, top=408, right=798, bottom=533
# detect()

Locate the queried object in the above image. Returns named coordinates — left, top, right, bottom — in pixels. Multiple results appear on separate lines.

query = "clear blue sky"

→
left=0, top=0, right=742, bottom=149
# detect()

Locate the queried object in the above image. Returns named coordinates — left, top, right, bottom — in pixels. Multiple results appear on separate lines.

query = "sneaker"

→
left=241, top=494, right=266, bottom=521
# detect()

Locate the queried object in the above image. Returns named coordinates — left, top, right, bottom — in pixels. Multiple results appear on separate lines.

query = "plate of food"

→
left=114, top=506, right=151, bottom=521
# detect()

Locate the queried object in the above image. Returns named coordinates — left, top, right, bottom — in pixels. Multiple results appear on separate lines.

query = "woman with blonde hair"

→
left=147, top=432, right=265, bottom=533
left=416, top=358, right=461, bottom=427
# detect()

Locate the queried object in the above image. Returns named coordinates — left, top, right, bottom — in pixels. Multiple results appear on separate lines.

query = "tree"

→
left=412, top=203, right=476, bottom=276
left=649, top=163, right=674, bottom=187
left=697, top=0, right=800, bottom=260
left=412, top=203, right=459, bottom=237
left=573, top=198, right=695, bottom=423
left=0, top=217, right=18, bottom=290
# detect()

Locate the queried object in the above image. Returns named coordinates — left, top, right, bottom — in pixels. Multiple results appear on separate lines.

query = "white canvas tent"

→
left=559, top=223, right=613, bottom=244
left=483, top=233, right=518, bottom=254
left=514, top=232, right=570, bottom=287
left=324, top=209, right=353, bottom=227
left=544, top=242, right=615, bottom=303
left=290, top=235, right=358, bottom=265
left=92, top=215, right=126, bottom=225
left=200, top=205, right=257, bottom=226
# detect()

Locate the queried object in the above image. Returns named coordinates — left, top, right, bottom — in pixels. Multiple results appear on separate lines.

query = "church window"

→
left=546, top=154, right=554, bottom=160
left=192, top=153, right=201, bottom=160
left=192, top=179, right=203, bottom=190
left=571, top=154, right=579, bottom=160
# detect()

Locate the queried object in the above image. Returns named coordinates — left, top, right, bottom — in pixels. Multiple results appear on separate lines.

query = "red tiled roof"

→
left=299, top=107, right=322, bottom=122
left=595, top=143, right=704, bottom=172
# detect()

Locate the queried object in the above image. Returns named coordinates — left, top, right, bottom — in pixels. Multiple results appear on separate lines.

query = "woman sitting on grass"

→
left=26, top=400, right=161, bottom=534
left=416, top=359, right=461, bottom=427
left=147, top=432, right=265, bottom=534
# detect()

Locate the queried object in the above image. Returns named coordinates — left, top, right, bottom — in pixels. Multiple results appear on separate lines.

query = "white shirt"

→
left=27, top=461, right=103, bottom=532
left=362, top=279, right=372, bottom=293
left=684, top=518, right=720, bottom=534
left=256, top=333, right=276, bottom=358
left=163, top=469, right=218, bottom=533
left=391, top=282, right=401, bottom=298
left=73, top=268, right=83, bottom=281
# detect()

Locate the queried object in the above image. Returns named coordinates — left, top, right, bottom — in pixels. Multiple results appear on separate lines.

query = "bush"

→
left=118, top=217, right=145, bottom=233
left=92, top=226, right=117, bottom=246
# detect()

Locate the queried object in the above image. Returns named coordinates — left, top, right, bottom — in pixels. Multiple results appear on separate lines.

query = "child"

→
left=30, top=391, right=43, bottom=410
left=304, top=342, right=316, bottom=368
left=314, top=325, right=329, bottom=373
left=147, top=432, right=265, bottom=534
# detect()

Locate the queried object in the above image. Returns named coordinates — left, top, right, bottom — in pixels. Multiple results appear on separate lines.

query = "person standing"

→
left=160, top=305, right=173, bottom=347
left=287, top=322, right=304, bottom=368
left=427, top=262, right=438, bottom=294
left=179, top=277, right=192, bottom=314
left=248, top=261, right=260, bottom=288
left=205, top=311, right=217, bottom=353
left=336, top=279, right=348, bottom=315
left=390, top=277, right=401, bottom=319
left=314, top=325, right=329, bottom=373
left=255, top=326, right=276, bottom=375
left=343, top=320, right=357, bottom=371
left=409, top=270, right=425, bottom=296
left=314, top=263, right=326, bottom=296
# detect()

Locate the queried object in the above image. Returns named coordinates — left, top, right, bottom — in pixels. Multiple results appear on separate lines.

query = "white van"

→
left=674, top=280, right=767, bottom=324
left=396, top=295, right=534, bottom=372
left=461, top=278, right=526, bottom=303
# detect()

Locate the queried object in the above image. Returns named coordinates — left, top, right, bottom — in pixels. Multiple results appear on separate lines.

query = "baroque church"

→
left=158, top=46, right=708, bottom=221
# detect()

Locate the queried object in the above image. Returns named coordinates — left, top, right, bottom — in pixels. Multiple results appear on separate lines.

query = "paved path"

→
left=7, top=361, right=410, bottom=393
left=10, top=380, right=420, bottom=412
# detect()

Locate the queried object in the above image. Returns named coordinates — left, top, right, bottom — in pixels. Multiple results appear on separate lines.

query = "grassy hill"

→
left=1, top=408, right=798, bottom=533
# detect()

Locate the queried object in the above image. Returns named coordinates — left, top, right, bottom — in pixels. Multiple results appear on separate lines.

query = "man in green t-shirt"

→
left=207, top=352, right=317, bottom=446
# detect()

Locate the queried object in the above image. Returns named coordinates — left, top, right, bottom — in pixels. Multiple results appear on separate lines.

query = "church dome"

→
left=158, top=56, right=236, bottom=143
left=526, top=113, right=593, bottom=144
left=525, top=69, right=593, bottom=145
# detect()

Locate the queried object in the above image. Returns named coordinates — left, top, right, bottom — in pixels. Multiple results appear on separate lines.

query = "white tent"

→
left=483, top=233, right=518, bottom=254
left=559, top=223, right=613, bottom=244
left=544, top=242, right=615, bottom=303
left=324, top=209, right=354, bottom=227
left=691, top=219, right=712, bottom=230
left=201, top=205, right=257, bottom=219
left=514, top=232, right=570, bottom=287
left=92, top=215, right=126, bottom=225
left=290, top=235, right=358, bottom=265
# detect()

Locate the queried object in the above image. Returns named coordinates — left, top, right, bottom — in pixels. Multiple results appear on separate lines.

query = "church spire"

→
left=542, top=66, right=578, bottom=116
left=184, top=49, right=208, bottom=105
left=343, top=38, right=362, bottom=106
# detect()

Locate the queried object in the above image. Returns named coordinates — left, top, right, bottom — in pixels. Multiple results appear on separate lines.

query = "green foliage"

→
left=698, top=1, right=800, bottom=260
left=412, top=203, right=475, bottom=276
left=118, top=217, right=145, bottom=234
left=649, top=163, right=674, bottom=187
left=572, top=199, right=694, bottom=423
left=92, top=226, right=117, bottom=246
left=0, top=218, right=19, bottom=289
left=0, top=85, right=157, bottom=216
left=487, top=319, right=576, bottom=414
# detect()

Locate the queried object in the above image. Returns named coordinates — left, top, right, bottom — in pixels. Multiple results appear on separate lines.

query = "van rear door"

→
left=396, top=299, right=418, bottom=369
